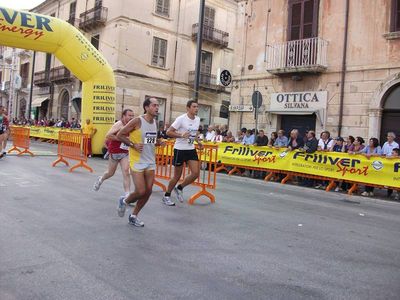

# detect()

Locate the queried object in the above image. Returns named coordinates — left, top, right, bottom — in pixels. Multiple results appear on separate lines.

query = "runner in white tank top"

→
left=116, top=98, right=162, bottom=227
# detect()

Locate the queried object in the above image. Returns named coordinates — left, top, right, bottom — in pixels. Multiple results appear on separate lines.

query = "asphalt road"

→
left=1, top=142, right=400, bottom=300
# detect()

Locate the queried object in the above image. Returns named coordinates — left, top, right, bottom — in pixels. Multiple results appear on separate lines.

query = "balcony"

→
left=79, top=6, right=108, bottom=31
left=192, top=23, right=229, bottom=48
left=266, top=37, right=328, bottom=75
left=188, top=71, right=224, bottom=92
left=33, top=70, right=50, bottom=87
left=50, top=66, right=73, bottom=83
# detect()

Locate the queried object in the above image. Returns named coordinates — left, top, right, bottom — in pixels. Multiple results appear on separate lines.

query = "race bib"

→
left=188, top=130, right=197, bottom=144
left=120, top=143, right=129, bottom=150
left=144, top=132, right=157, bottom=144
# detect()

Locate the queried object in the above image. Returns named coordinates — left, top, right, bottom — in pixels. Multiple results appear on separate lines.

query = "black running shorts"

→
left=173, top=149, right=198, bottom=166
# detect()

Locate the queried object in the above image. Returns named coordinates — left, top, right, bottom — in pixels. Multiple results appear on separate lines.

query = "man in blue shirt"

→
left=274, top=129, right=288, bottom=147
left=242, top=129, right=255, bottom=145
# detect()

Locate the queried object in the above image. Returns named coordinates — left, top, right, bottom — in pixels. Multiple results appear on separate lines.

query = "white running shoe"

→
left=128, top=214, right=144, bottom=227
left=93, top=176, right=102, bottom=191
left=162, top=196, right=175, bottom=206
left=174, top=187, right=184, bottom=203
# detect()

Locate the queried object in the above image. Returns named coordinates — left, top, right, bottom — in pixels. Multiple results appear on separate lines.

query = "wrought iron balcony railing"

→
left=188, top=71, right=224, bottom=92
left=192, top=23, right=229, bottom=48
left=79, top=6, right=108, bottom=31
left=266, top=37, right=328, bottom=74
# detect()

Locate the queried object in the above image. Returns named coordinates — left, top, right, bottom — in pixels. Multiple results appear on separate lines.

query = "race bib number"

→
left=120, top=143, right=129, bottom=150
left=144, top=132, right=157, bottom=144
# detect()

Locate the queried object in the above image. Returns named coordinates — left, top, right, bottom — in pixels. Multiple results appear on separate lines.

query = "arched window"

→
left=60, top=91, right=70, bottom=120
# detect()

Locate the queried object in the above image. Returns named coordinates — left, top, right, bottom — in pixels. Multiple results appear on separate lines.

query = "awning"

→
left=31, top=97, right=49, bottom=107
left=266, top=109, right=325, bottom=126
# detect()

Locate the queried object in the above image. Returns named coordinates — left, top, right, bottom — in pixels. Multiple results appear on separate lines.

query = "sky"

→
left=0, top=0, right=45, bottom=10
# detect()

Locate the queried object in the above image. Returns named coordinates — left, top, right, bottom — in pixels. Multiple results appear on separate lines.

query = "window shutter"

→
left=152, top=38, right=160, bottom=65
left=163, top=0, right=170, bottom=16
left=159, top=39, right=167, bottom=67
left=204, top=6, right=215, bottom=27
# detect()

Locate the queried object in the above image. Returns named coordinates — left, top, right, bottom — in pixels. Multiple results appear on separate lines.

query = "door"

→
left=280, top=114, right=316, bottom=140
left=380, top=84, right=400, bottom=145
left=200, top=51, right=212, bottom=86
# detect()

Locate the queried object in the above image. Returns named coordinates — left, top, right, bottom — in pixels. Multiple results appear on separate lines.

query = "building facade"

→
left=231, top=0, right=400, bottom=143
left=23, top=0, right=237, bottom=127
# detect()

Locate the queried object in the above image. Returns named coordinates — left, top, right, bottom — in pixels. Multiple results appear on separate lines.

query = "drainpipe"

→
left=169, top=0, right=181, bottom=124
left=338, top=0, right=349, bottom=137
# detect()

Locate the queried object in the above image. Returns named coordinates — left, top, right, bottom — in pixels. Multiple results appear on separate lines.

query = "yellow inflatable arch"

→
left=0, top=6, right=115, bottom=154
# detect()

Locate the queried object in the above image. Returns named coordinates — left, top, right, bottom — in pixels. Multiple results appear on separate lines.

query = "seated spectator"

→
left=317, top=131, right=334, bottom=151
left=197, top=128, right=204, bottom=141
left=212, top=129, right=224, bottom=143
left=274, top=129, right=289, bottom=147
left=220, top=124, right=228, bottom=137
left=236, top=130, right=244, bottom=143
left=380, top=132, right=399, bottom=157
left=254, top=129, right=268, bottom=146
left=268, top=131, right=277, bottom=146
left=287, top=129, right=304, bottom=150
left=242, top=129, right=255, bottom=145
left=348, top=136, right=365, bottom=154
left=224, top=131, right=236, bottom=143
left=205, top=125, right=215, bottom=142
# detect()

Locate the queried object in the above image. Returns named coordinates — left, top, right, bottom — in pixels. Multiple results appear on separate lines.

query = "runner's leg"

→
left=101, top=157, right=119, bottom=181
left=125, top=171, right=147, bottom=204
left=179, top=159, right=200, bottom=188
left=119, top=156, right=131, bottom=195
left=132, top=169, right=154, bottom=216
left=166, top=165, right=183, bottom=193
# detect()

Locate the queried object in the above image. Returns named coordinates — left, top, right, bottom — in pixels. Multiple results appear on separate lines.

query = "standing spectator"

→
left=0, top=105, right=10, bottom=158
left=380, top=132, right=399, bottom=157
left=254, top=129, right=268, bottom=146
left=348, top=136, right=365, bottom=154
left=317, top=131, right=334, bottom=151
left=220, top=124, right=228, bottom=137
left=224, top=131, right=236, bottom=143
left=205, top=125, right=215, bottom=142
left=360, top=138, right=382, bottom=197
left=197, top=127, right=205, bottom=141
left=268, top=132, right=277, bottom=146
left=242, top=129, right=255, bottom=145
left=331, top=137, right=345, bottom=191
left=70, top=118, right=80, bottom=129
left=287, top=129, right=304, bottom=150
left=274, top=129, right=289, bottom=147
left=300, top=131, right=318, bottom=187
left=386, top=148, right=399, bottom=201
left=82, top=119, right=97, bottom=157
left=236, top=130, right=244, bottom=143
left=212, top=129, right=224, bottom=143
left=345, top=135, right=356, bottom=152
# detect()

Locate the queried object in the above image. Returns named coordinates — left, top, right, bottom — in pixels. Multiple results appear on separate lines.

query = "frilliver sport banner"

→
left=214, top=143, right=400, bottom=189
left=28, top=126, right=79, bottom=140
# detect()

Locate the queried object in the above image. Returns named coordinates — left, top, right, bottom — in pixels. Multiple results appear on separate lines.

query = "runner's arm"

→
left=117, top=117, right=140, bottom=147
left=167, top=125, right=188, bottom=139
left=105, top=122, right=122, bottom=141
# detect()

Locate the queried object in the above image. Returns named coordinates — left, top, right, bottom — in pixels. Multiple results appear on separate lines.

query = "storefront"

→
left=267, top=91, right=327, bottom=137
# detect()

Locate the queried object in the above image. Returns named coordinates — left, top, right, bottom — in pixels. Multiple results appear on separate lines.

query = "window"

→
left=152, top=37, right=167, bottom=68
left=155, top=0, right=170, bottom=17
left=69, top=1, right=76, bottom=19
left=200, top=51, right=212, bottom=74
left=145, top=95, right=166, bottom=124
left=288, top=0, right=319, bottom=40
left=91, top=34, right=100, bottom=50
left=204, top=6, right=215, bottom=28
left=20, top=63, right=30, bottom=87
left=391, top=0, right=400, bottom=32
left=198, top=104, right=211, bottom=126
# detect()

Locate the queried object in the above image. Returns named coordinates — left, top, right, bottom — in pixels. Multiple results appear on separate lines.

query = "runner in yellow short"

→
left=116, top=98, right=162, bottom=227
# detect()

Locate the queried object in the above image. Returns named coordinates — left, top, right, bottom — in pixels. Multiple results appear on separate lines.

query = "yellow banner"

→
left=215, top=143, right=400, bottom=189
left=26, top=126, right=78, bottom=140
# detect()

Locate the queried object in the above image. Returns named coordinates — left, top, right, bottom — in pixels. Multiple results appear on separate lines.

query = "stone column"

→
left=368, top=108, right=383, bottom=138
